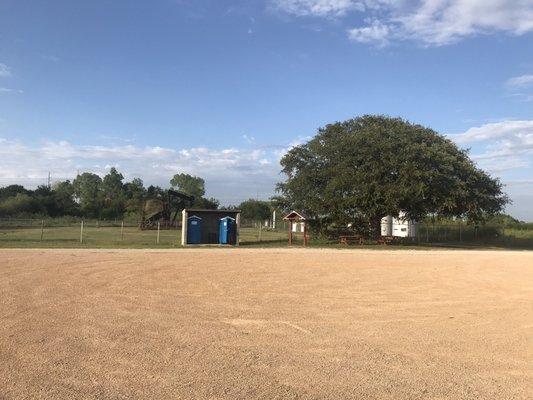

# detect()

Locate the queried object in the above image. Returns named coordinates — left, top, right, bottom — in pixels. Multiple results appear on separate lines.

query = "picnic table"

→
left=377, top=235, right=396, bottom=245
left=339, top=235, right=364, bottom=245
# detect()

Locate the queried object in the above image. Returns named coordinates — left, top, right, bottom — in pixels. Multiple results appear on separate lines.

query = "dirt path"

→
left=1, top=249, right=532, bottom=399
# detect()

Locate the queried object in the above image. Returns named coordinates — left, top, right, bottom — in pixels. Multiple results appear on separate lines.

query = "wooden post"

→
left=80, top=220, right=84, bottom=244
left=235, top=212, right=241, bottom=246
left=40, top=220, right=44, bottom=241
left=288, top=220, right=292, bottom=246
left=181, top=209, right=187, bottom=246
left=259, top=223, right=262, bottom=242
left=303, top=221, right=308, bottom=246
left=121, top=221, right=124, bottom=240
left=157, top=221, right=160, bottom=244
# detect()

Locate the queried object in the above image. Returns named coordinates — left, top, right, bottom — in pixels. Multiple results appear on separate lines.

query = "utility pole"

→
left=47, top=172, right=51, bottom=189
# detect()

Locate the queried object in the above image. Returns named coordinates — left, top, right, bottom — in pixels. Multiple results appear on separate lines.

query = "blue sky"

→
left=0, top=0, right=532, bottom=219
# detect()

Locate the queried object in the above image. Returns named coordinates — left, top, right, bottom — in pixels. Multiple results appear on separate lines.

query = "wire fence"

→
left=0, top=218, right=291, bottom=247
left=393, top=222, right=533, bottom=248
left=0, top=218, right=531, bottom=248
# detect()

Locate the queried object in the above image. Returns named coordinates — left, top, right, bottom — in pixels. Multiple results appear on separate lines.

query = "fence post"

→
left=80, top=220, right=84, bottom=244
left=259, top=223, right=262, bottom=242
left=40, top=220, right=44, bottom=241
left=157, top=221, right=160, bottom=244
left=425, top=224, right=429, bottom=242
left=459, top=222, right=462, bottom=242
left=121, top=221, right=124, bottom=241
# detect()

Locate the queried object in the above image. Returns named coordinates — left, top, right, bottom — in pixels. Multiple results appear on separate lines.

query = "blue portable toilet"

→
left=187, top=215, right=202, bottom=244
left=219, top=217, right=236, bottom=245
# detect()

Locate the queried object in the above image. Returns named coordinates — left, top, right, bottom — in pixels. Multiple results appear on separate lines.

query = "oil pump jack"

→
left=140, top=189, right=194, bottom=230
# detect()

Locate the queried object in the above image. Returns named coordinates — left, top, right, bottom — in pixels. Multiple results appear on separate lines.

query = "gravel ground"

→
left=1, top=248, right=532, bottom=399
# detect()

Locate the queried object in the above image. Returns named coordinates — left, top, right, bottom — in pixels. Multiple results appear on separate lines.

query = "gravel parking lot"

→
left=1, top=248, right=531, bottom=399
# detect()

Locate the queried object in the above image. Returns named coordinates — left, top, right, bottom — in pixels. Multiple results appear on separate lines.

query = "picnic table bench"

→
left=339, top=235, right=364, bottom=245
left=377, top=235, right=396, bottom=245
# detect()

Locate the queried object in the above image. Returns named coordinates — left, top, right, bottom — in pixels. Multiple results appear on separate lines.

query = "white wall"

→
left=381, top=212, right=417, bottom=237
left=292, top=222, right=305, bottom=233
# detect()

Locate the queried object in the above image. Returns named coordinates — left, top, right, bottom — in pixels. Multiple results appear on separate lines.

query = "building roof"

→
left=184, top=209, right=241, bottom=214
left=283, top=210, right=308, bottom=220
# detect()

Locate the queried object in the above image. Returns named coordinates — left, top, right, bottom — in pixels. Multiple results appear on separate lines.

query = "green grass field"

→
left=0, top=224, right=531, bottom=249
left=0, top=225, right=290, bottom=248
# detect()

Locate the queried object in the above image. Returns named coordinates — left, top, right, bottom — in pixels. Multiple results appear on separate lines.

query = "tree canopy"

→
left=238, top=199, right=272, bottom=221
left=170, top=173, right=205, bottom=199
left=277, top=115, right=508, bottom=235
left=73, top=173, right=103, bottom=218
left=0, top=169, right=220, bottom=219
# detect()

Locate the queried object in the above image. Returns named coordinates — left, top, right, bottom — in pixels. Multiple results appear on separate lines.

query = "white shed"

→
left=381, top=212, right=417, bottom=238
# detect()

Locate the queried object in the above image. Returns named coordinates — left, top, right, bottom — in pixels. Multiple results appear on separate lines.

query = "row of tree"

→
left=0, top=169, right=273, bottom=221
left=1, top=115, right=513, bottom=234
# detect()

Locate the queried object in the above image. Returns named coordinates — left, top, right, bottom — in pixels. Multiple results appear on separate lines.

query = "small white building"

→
left=381, top=212, right=417, bottom=238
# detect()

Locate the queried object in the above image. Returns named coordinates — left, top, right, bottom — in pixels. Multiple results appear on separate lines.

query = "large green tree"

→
left=101, top=168, right=124, bottom=199
left=101, top=168, right=126, bottom=218
left=278, top=115, right=508, bottom=236
left=52, top=180, right=79, bottom=216
left=73, top=172, right=103, bottom=218
left=124, top=178, right=146, bottom=217
left=170, top=173, right=205, bottom=199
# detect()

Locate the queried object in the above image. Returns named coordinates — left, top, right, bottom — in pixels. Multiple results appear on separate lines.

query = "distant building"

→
left=381, top=212, right=418, bottom=238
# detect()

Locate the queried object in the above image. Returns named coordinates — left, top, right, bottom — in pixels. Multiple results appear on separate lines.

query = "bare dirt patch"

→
left=1, top=248, right=532, bottom=399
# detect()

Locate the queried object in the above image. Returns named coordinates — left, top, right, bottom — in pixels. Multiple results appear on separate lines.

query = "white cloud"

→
left=452, top=120, right=533, bottom=144
left=242, top=134, right=256, bottom=144
left=272, top=0, right=364, bottom=17
left=0, top=138, right=295, bottom=204
left=505, top=74, right=533, bottom=102
left=274, top=1, right=533, bottom=46
left=272, top=135, right=312, bottom=160
left=347, top=19, right=390, bottom=46
left=506, top=179, right=533, bottom=186
left=449, top=120, right=533, bottom=173
left=0, top=63, right=12, bottom=78
left=389, top=0, right=533, bottom=46
left=506, top=74, right=533, bottom=89
left=0, top=87, right=23, bottom=94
